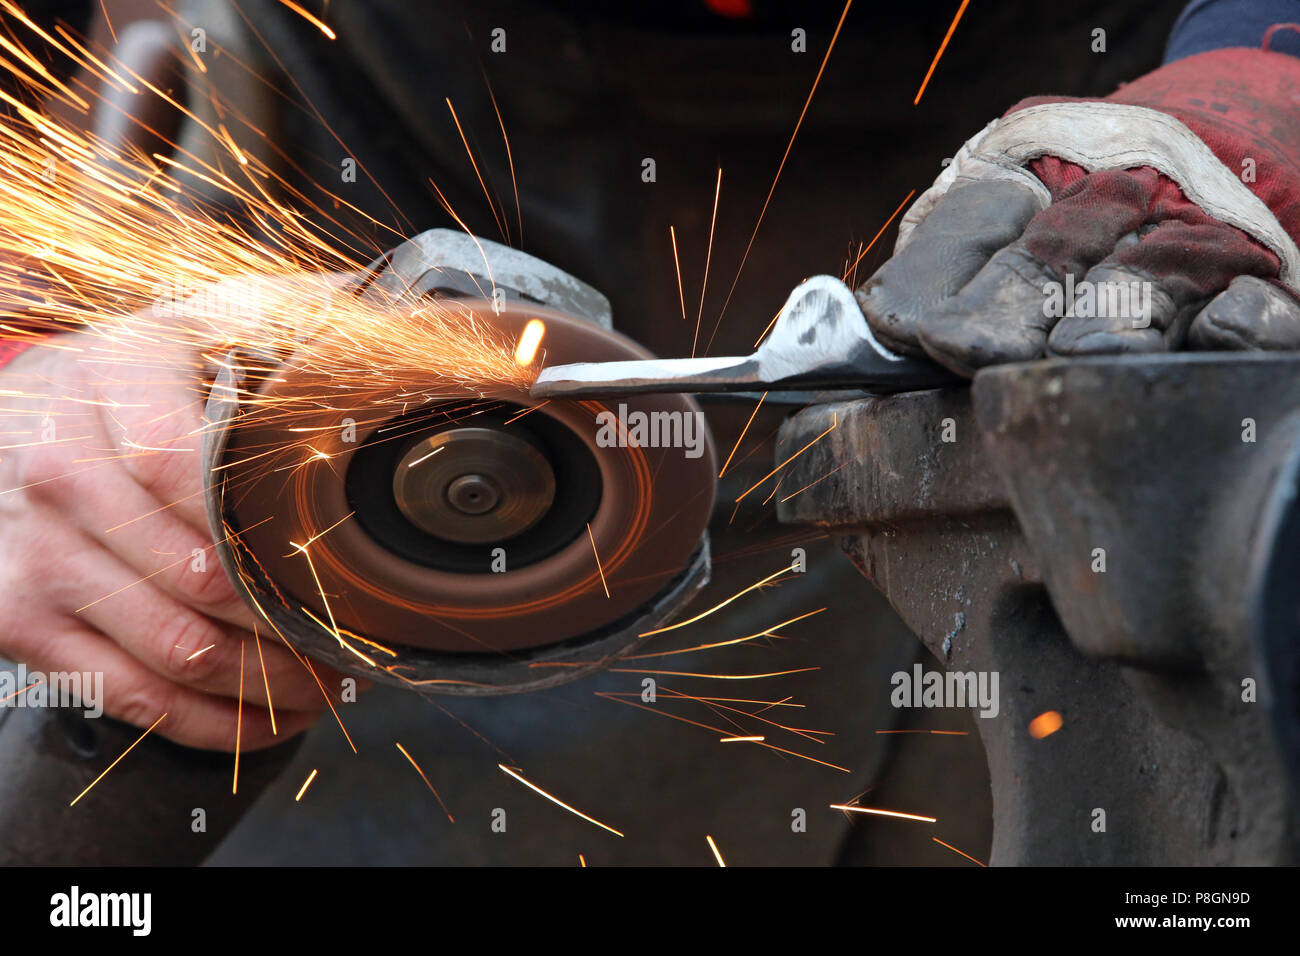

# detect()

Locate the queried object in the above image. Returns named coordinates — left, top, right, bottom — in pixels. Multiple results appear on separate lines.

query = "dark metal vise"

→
left=776, top=353, right=1300, bottom=865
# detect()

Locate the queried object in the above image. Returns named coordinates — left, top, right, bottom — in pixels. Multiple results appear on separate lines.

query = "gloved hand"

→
left=858, top=47, right=1300, bottom=376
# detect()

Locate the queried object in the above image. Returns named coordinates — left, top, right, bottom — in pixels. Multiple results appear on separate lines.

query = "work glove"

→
left=858, top=46, right=1300, bottom=376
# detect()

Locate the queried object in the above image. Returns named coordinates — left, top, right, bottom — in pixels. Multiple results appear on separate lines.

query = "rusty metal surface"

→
left=776, top=355, right=1300, bottom=865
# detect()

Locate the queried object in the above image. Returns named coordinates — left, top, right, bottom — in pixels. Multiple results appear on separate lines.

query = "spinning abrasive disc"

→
left=203, top=290, right=716, bottom=695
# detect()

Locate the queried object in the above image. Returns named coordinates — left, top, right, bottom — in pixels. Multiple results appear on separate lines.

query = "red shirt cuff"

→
left=0, top=339, right=41, bottom=369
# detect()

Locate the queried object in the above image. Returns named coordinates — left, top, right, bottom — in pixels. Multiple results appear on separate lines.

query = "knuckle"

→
left=116, top=413, right=201, bottom=500
left=3, top=522, right=56, bottom=595
left=11, top=444, right=68, bottom=497
left=120, top=443, right=188, bottom=497
left=0, top=590, right=34, bottom=658
left=115, top=681, right=174, bottom=732
left=170, top=547, right=237, bottom=608
left=27, top=537, right=88, bottom=608
left=160, top=612, right=226, bottom=683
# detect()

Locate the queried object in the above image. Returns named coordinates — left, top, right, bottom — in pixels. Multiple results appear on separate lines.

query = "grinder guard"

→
left=201, top=230, right=716, bottom=696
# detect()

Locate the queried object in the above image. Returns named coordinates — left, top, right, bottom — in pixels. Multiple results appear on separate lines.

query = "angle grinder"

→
left=201, top=229, right=716, bottom=696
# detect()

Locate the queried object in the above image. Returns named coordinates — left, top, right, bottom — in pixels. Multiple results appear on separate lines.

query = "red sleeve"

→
left=0, top=339, right=40, bottom=369
left=1007, top=48, right=1300, bottom=241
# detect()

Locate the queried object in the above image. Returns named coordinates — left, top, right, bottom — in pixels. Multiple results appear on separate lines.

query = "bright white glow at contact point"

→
left=514, top=319, right=545, bottom=366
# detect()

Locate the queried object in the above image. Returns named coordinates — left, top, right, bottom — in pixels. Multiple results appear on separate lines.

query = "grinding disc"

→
left=203, top=299, right=716, bottom=695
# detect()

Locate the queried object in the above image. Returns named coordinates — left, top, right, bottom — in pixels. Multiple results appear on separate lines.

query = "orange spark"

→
left=405, top=446, right=444, bottom=468
left=706, top=834, right=726, bottom=867
left=1029, top=710, right=1063, bottom=739
left=610, top=666, right=817, bottom=681
left=638, top=565, right=792, bottom=638
left=185, top=642, right=216, bottom=662
left=215, top=123, right=248, bottom=166
left=718, top=391, right=767, bottom=478
left=254, top=628, right=277, bottom=735
left=586, top=522, right=610, bottom=598
left=642, top=684, right=831, bottom=745
left=760, top=474, right=785, bottom=507
left=303, top=658, right=357, bottom=754
left=97, top=0, right=115, bottom=43
left=103, top=487, right=209, bottom=533
left=503, top=401, right=548, bottom=425
left=712, top=0, right=855, bottom=346
left=596, top=692, right=850, bottom=773
left=70, top=713, right=167, bottom=806
left=932, top=837, right=987, bottom=866
left=295, top=510, right=357, bottom=551
left=290, top=542, right=346, bottom=651
left=514, top=318, right=545, bottom=366
left=498, top=764, right=624, bottom=838
left=720, top=736, right=765, bottom=743
left=75, top=549, right=218, bottom=612
left=669, top=225, right=686, bottom=320
left=0, top=677, right=41, bottom=705
left=298, top=607, right=377, bottom=668
left=482, top=71, right=523, bottom=243
left=843, top=189, right=917, bottom=282
left=295, top=768, right=319, bottom=802
left=278, top=0, right=336, bottom=40
left=779, top=460, right=848, bottom=504
left=598, top=692, right=803, bottom=708
left=830, top=804, right=937, bottom=823
left=625, top=607, right=825, bottom=659
left=429, top=177, right=501, bottom=294
left=395, top=741, right=454, bottom=822
left=914, top=0, right=970, bottom=105
left=446, top=97, right=508, bottom=243
left=692, top=167, right=722, bottom=358
left=735, top=412, right=837, bottom=503
left=233, top=639, right=244, bottom=794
